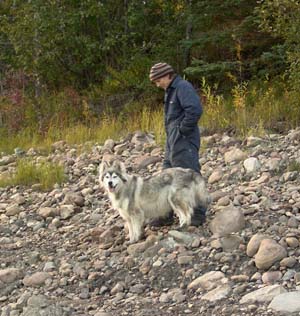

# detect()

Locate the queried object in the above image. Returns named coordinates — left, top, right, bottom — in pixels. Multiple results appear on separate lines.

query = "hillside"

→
left=1, top=129, right=300, bottom=315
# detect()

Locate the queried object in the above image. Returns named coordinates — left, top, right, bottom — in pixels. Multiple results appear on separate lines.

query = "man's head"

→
left=149, top=63, right=175, bottom=90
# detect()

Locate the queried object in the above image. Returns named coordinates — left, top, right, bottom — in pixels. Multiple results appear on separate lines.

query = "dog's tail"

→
left=194, top=174, right=211, bottom=209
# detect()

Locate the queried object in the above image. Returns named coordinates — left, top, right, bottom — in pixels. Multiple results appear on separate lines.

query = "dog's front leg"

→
left=126, top=219, right=135, bottom=244
left=130, top=213, right=144, bottom=243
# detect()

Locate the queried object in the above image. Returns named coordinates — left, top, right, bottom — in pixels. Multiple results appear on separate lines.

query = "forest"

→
left=0, top=0, right=300, bottom=151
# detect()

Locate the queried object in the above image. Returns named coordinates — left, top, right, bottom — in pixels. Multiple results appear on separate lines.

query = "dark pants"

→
left=164, top=126, right=200, bottom=173
left=163, top=129, right=206, bottom=218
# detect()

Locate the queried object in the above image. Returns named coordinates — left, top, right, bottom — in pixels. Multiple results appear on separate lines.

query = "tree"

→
left=182, top=0, right=283, bottom=89
left=258, top=0, right=300, bottom=91
left=1, top=0, right=131, bottom=89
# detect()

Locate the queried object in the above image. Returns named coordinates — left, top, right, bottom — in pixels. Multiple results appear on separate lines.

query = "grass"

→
left=1, top=80, right=300, bottom=156
left=287, top=160, right=300, bottom=172
left=0, top=158, right=66, bottom=191
left=1, top=80, right=300, bottom=190
left=0, top=106, right=166, bottom=154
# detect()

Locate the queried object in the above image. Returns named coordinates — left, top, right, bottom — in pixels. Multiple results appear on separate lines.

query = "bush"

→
left=0, top=158, right=66, bottom=191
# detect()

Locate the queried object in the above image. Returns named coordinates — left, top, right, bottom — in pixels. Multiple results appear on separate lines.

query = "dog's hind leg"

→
left=168, top=196, right=192, bottom=227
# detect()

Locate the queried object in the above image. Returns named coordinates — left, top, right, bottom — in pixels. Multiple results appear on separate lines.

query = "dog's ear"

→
left=99, top=160, right=110, bottom=180
left=112, top=160, right=126, bottom=174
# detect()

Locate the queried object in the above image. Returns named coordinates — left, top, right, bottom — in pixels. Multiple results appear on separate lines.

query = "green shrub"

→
left=287, top=160, right=300, bottom=173
left=0, top=159, right=66, bottom=191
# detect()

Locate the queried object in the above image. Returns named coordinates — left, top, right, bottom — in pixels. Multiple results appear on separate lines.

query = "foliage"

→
left=0, top=0, right=288, bottom=92
left=182, top=0, right=283, bottom=89
left=287, top=160, right=300, bottom=173
left=0, top=158, right=66, bottom=190
left=0, top=0, right=187, bottom=90
left=0, top=0, right=300, bottom=143
left=257, top=0, right=300, bottom=92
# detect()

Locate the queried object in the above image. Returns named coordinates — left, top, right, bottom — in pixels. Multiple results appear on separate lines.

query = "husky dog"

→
left=99, top=160, right=210, bottom=243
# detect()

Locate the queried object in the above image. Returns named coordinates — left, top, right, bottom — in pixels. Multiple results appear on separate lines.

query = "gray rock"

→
left=224, top=148, right=247, bottom=164
left=240, top=285, right=286, bottom=304
left=6, top=204, right=21, bottom=216
left=210, top=206, right=245, bottom=237
left=188, top=271, right=227, bottom=291
left=21, top=295, right=66, bottom=316
left=262, top=271, right=282, bottom=284
left=254, top=239, right=287, bottom=270
left=0, top=156, right=15, bottom=166
left=168, top=230, right=194, bottom=244
left=38, top=207, right=57, bottom=218
left=243, top=157, right=261, bottom=173
left=23, top=272, right=51, bottom=287
left=269, top=291, right=300, bottom=313
left=59, top=205, right=75, bottom=219
left=246, top=233, right=268, bottom=257
left=127, top=235, right=158, bottom=256
left=202, top=284, right=232, bottom=302
left=208, top=170, right=223, bottom=184
left=0, top=268, right=23, bottom=284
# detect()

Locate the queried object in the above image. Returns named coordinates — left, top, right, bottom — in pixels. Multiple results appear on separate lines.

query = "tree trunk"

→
left=183, top=0, right=193, bottom=68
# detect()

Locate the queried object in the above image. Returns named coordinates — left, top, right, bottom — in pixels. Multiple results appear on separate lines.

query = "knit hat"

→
left=149, top=63, right=174, bottom=81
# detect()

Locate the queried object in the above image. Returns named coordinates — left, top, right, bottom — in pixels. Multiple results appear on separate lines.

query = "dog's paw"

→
left=124, top=240, right=137, bottom=246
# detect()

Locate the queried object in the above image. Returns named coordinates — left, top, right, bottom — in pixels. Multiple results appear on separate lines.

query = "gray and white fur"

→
left=99, top=160, right=210, bottom=243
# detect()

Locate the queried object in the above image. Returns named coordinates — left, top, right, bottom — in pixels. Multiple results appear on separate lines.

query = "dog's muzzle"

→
left=108, top=181, right=116, bottom=192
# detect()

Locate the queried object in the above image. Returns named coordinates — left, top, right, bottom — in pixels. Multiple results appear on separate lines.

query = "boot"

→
left=191, top=205, right=206, bottom=226
left=150, top=211, right=174, bottom=227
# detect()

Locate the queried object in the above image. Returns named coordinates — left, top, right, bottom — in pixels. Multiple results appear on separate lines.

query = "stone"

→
left=59, top=205, right=75, bottom=219
left=280, top=257, right=297, bottom=268
left=246, top=234, right=268, bottom=257
left=208, top=170, right=223, bottom=184
left=265, top=158, right=281, bottom=171
left=177, top=255, right=193, bottom=265
left=285, top=237, right=299, bottom=248
left=269, top=291, right=300, bottom=313
left=230, top=275, right=249, bottom=283
left=243, top=157, right=261, bottom=173
left=11, top=193, right=26, bottom=205
left=23, top=272, right=51, bottom=287
left=0, top=268, right=23, bottom=283
left=210, top=206, right=245, bottom=237
left=0, top=156, right=15, bottom=166
left=43, top=262, right=56, bottom=272
left=188, top=271, right=226, bottom=291
left=133, top=155, right=161, bottom=170
left=262, top=271, right=282, bottom=284
left=240, top=285, right=286, bottom=304
left=2, top=130, right=300, bottom=315
left=224, top=148, right=247, bottom=164
left=202, top=284, right=232, bottom=302
left=103, top=139, right=115, bottom=151
left=38, top=207, right=57, bottom=218
left=6, top=204, right=21, bottom=216
left=22, top=294, right=65, bottom=316
left=219, top=235, right=242, bottom=251
left=254, top=239, right=287, bottom=270
left=127, top=235, right=158, bottom=256
left=246, top=136, right=263, bottom=147
left=168, top=230, right=194, bottom=244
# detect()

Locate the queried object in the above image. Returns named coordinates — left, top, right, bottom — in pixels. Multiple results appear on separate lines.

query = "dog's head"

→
left=99, top=160, right=127, bottom=194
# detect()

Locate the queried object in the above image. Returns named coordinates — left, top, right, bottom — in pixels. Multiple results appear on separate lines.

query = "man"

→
left=149, top=62, right=206, bottom=226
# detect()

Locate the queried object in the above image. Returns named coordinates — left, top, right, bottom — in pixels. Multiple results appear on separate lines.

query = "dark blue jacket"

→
left=163, top=75, right=203, bottom=172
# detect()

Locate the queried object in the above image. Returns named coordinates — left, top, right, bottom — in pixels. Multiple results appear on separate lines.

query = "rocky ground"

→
left=1, top=129, right=300, bottom=316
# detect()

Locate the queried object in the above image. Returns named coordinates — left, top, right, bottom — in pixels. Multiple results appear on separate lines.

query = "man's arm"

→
left=177, top=82, right=203, bottom=136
